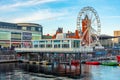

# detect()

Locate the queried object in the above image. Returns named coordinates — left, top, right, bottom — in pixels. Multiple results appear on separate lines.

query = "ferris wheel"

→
left=77, top=6, right=101, bottom=46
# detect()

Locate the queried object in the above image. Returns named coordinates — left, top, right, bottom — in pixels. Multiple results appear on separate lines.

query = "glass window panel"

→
left=39, top=44, right=45, bottom=48
left=22, top=27, right=26, bottom=30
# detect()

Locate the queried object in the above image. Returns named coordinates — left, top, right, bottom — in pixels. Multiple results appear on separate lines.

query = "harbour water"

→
left=0, top=63, right=120, bottom=80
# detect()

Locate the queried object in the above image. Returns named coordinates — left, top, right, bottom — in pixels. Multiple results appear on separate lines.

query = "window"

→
left=31, top=27, right=35, bottom=31
left=62, top=44, right=69, bottom=48
left=34, top=44, right=38, bottom=48
left=27, top=27, right=31, bottom=31
left=39, top=41, right=45, bottom=43
left=46, top=44, right=52, bottom=48
left=22, top=27, right=26, bottom=30
left=54, top=40, right=60, bottom=44
left=17, top=26, right=22, bottom=30
left=73, top=40, right=80, bottom=48
left=54, top=44, right=60, bottom=48
left=39, top=44, right=45, bottom=48
left=46, top=40, right=52, bottom=44
left=38, top=27, right=42, bottom=32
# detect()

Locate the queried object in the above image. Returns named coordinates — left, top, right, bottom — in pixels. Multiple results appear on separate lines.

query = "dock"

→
left=0, top=51, right=18, bottom=63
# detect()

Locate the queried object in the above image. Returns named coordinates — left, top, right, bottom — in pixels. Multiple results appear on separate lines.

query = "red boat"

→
left=71, top=60, right=80, bottom=66
left=116, top=55, right=120, bottom=62
left=85, top=61, right=100, bottom=65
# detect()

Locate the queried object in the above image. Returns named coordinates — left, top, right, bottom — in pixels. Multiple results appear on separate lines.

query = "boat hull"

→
left=85, top=61, right=100, bottom=65
left=101, top=62, right=118, bottom=66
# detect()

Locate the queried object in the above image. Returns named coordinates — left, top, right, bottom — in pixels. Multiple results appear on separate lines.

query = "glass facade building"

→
left=0, top=22, right=43, bottom=48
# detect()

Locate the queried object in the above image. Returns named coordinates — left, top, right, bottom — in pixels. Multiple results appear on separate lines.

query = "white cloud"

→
left=0, top=0, right=58, bottom=10
left=10, top=9, right=68, bottom=23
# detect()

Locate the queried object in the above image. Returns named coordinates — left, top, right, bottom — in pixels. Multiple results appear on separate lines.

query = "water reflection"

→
left=0, top=63, right=120, bottom=80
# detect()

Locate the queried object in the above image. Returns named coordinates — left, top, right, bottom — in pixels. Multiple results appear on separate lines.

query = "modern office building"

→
left=0, top=22, right=43, bottom=48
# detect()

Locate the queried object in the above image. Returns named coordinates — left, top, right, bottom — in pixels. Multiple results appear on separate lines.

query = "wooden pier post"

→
left=65, top=53, right=67, bottom=74
left=79, top=53, right=81, bottom=75
left=69, top=53, right=72, bottom=74
left=37, top=53, right=40, bottom=72
left=51, top=52, right=55, bottom=73
left=27, top=53, right=29, bottom=61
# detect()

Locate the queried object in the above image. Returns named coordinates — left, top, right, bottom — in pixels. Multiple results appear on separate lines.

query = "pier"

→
left=14, top=39, right=96, bottom=78
left=14, top=39, right=120, bottom=78
left=0, top=50, right=17, bottom=63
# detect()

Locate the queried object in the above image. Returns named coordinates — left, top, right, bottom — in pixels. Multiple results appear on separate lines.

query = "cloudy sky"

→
left=0, top=0, right=120, bottom=35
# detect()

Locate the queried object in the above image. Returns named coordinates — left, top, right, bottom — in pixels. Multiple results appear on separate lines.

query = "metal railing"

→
left=15, top=46, right=93, bottom=53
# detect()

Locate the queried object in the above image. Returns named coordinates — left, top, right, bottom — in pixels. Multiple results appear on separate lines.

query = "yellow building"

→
left=114, top=30, right=120, bottom=43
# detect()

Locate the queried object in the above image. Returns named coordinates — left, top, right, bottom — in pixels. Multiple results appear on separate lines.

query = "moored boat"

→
left=101, top=62, right=118, bottom=66
left=116, top=55, right=120, bottom=62
left=85, top=61, right=100, bottom=65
